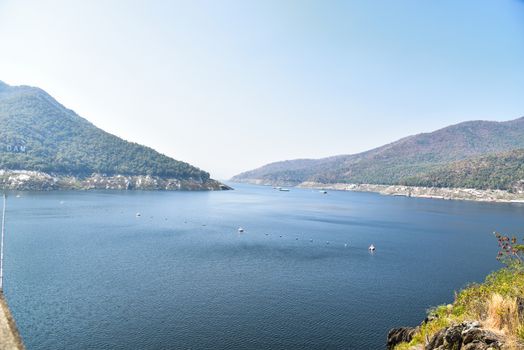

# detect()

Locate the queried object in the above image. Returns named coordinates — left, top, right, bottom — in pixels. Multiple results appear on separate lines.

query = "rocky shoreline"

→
left=0, top=170, right=231, bottom=191
left=298, top=182, right=524, bottom=203
left=387, top=321, right=507, bottom=350
left=231, top=178, right=524, bottom=203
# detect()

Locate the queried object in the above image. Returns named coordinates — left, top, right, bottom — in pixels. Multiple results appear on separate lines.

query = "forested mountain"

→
left=401, top=149, right=524, bottom=191
left=0, top=81, right=211, bottom=181
left=232, top=117, right=524, bottom=189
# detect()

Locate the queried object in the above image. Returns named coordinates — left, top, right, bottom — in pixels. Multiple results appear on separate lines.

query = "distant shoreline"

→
left=300, top=182, right=524, bottom=203
left=232, top=179, right=524, bottom=203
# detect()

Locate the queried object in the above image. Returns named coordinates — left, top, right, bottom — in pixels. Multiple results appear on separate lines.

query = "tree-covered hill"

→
left=232, top=117, right=524, bottom=188
left=400, top=149, right=524, bottom=191
left=0, top=81, right=212, bottom=182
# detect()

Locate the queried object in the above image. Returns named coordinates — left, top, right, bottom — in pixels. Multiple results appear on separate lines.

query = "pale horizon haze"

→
left=1, top=0, right=523, bottom=179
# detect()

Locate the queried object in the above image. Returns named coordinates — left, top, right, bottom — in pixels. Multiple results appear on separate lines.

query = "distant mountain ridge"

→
left=232, top=117, right=524, bottom=191
left=0, top=81, right=227, bottom=190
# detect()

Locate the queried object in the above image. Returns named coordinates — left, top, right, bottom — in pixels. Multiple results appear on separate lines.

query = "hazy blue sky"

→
left=0, top=0, right=523, bottom=179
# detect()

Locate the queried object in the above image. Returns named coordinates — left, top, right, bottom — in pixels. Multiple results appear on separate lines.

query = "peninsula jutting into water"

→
left=0, top=81, right=229, bottom=191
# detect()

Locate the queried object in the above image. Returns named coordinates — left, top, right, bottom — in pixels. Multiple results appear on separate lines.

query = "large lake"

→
left=3, top=183, right=523, bottom=349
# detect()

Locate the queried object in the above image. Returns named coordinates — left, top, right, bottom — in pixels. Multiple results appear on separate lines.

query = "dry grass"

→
left=482, top=293, right=523, bottom=349
left=394, top=267, right=524, bottom=350
left=484, top=294, right=519, bottom=333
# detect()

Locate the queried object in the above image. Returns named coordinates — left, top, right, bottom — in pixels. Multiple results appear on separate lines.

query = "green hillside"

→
left=0, top=81, right=210, bottom=181
left=401, top=149, right=524, bottom=191
left=232, top=117, right=524, bottom=188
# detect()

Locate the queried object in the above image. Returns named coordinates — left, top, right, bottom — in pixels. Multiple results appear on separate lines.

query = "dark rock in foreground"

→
left=427, top=321, right=504, bottom=350
left=387, top=321, right=506, bottom=350
left=387, top=327, right=419, bottom=349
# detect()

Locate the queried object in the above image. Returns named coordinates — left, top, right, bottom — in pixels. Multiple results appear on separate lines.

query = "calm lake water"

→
left=3, top=183, right=523, bottom=349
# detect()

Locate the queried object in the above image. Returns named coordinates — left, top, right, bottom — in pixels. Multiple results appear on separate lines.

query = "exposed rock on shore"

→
left=387, top=321, right=506, bottom=350
left=387, top=327, right=420, bottom=349
left=0, top=170, right=231, bottom=191
left=298, top=182, right=524, bottom=203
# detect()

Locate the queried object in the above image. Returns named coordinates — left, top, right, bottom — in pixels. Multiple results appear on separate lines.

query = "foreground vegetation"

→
left=395, top=233, right=524, bottom=350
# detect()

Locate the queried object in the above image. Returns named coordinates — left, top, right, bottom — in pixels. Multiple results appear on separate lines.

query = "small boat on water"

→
left=279, top=188, right=290, bottom=192
left=320, top=190, right=327, bottom=194
left=238, top=227, right=244, bottom=233
left=136, top=212, right=141, bottom=217
left=368, top=244, right=376, bottom=251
